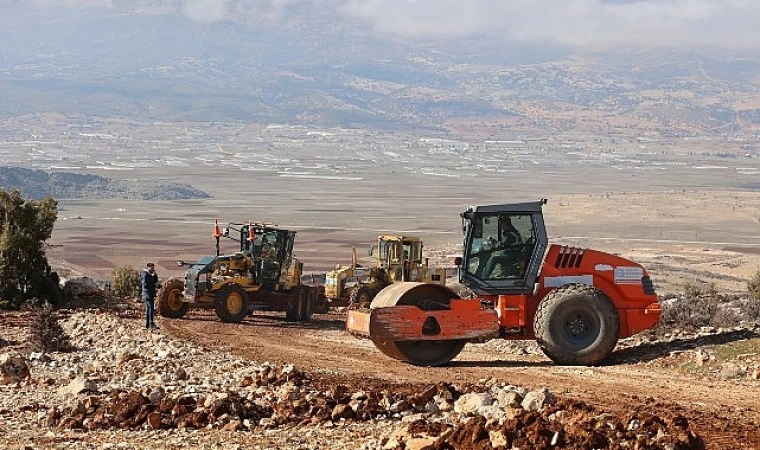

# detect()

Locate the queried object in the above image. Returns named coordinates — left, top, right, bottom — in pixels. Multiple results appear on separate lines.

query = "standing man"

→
left=141, top=262, right=159, bottom=330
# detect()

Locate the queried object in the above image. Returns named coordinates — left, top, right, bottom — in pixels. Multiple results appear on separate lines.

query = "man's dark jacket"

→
left=141, top=269, right=158, bottom=300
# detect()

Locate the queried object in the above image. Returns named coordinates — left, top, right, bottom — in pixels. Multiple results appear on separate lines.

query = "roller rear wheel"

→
left=534, top=283, right=619, bottom=366
left=370, top=282, right=466, bottom=367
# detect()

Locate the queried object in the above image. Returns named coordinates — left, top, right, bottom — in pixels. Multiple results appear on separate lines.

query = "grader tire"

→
left=285, top=286, right=305, bottom=322
left=299, top=287, right=315, bottom=322
left=214, top=283, right=249, bottom=323
left=534, top=283, right=619, bottom=366
left=348, top=286, right=374, bottom=307
left=157, top=278, right=189, bottom=319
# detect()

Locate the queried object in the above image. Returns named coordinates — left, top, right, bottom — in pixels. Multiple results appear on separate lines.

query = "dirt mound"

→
left=408, top=399, right=704, bottom=450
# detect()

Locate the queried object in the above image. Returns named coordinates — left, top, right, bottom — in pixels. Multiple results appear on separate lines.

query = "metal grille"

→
left=554, top=246, right=585, bottom=269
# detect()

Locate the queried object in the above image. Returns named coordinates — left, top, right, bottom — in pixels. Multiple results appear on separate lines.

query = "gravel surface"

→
left=0, top=308, right=748, bottom=449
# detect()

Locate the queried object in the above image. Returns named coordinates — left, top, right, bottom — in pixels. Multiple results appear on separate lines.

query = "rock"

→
left=496, top=389, right=523, bottom=408
left=118, top=353, right=141, bottom=364
left=477, top=404, right=506, bottom=421
left=548, top=409, right=568, bottom=423
left=752, top=368, right=759, bottom=380
left=29, top=352, right=48, bottom=362
left=521, top=388, right=556, bottom=412
left=238, top=376, right=253, bottom=387
left=331, top=403, right=355, bottom=420
left=424, top=401, right=439, bottom=414
left=489, top=430, right=508, bottom=447
left=695, top=350, right=710, bottom=367
left=454, top=392, right=493, bottom=416
left=223, top=420, right=242, bottom=432
left=383, top=428, right=409, bottom=450
left=148, top=388, right=165, bottom=404
left=173, top=367, right=188, bottom=381
left=276, top=383, right=300, bottom=402
left=550, top=431, right=560, bottom=446
left=147, top=412, right=162, bottom=430
left=61, top=276, right=103, bottom=298
left=406, top=436, right=437, bottom=450
left=438, top=400, right=452, bottom=412
left=59, top=376, right=97, bottom=396
left=0, top=352, right=30, bottom=385
left=719, top=364, right=743, bottom=379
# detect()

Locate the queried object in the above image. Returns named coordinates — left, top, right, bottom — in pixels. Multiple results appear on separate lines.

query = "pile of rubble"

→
left=0, top=310, right=705, bottom=449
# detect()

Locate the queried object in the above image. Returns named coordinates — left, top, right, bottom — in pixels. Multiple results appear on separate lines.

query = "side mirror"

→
left=176, top=260, right=186, bottom=267
left=453, top=256, right=463, bottom=266
left=223, top=227, right=230, bottom=237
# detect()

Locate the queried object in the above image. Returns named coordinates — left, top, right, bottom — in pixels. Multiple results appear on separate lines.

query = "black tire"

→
left=285, top=286, right=304, bottom=322
left=313, top=293, right=330, bottom=314
left=214, top=283, right=249, bottom=323
left=157, top=278, right=189, bottom=319
left=534, top=284, right=620, bottom=366
left=349, top=286, right=374, bottom=307
left=299, top=287, right=315, bottom=322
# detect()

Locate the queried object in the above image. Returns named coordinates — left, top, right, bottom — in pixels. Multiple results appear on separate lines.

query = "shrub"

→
left=27, top=302, right=72, bottom=353
left=658, top=282, right=736, bottom=332
left=749, top=269, right=760, bottom=302
left=112, top=266, right=141, bottom=299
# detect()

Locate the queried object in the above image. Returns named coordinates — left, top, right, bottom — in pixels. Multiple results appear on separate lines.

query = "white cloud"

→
left=338, top=0, right=760, bottom=49
left=3, top=0, right=760, bottom=49
left=182, top=0, right=232, bottom=22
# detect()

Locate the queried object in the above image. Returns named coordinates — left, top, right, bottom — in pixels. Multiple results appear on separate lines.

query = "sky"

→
left=2, top=0, right=759, bottom=50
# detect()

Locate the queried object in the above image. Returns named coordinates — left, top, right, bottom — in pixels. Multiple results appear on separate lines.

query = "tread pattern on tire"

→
left=285, top=286, right=304, bottom=322
left=214, top=283, right=248, bottom=323
left=534, top=283, right=619, bottom=366
left=157, top=277, right=189, bottom=318
left=348, top=285, right=374, bottom=306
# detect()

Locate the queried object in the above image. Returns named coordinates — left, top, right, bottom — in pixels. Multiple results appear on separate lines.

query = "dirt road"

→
left=163, top=310, right=760, bottom=449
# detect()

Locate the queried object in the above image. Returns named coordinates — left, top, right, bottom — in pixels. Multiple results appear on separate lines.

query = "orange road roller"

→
left=346, top=199, right=661, bottom=366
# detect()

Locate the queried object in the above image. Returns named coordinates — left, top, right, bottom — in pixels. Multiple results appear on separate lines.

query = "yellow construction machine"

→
left=158, top=220, right=322, bottom=323
left=324, top=235, right=446, bottom=307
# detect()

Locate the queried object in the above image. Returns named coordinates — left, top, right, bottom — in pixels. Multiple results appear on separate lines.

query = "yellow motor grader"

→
left=157, top=221, right=323, bottom=323
left=324, top=235, right=446, bottom=307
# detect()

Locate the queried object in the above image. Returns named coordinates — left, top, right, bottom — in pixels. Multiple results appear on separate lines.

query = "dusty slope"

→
left=163, top=310, right=760, bottom=449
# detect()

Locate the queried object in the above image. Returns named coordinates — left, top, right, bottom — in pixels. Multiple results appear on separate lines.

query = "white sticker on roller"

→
left=543, top=275, right=593, bottom=288
left=595, top=264, right=614, bottom=272
left=614, top=266, right=643, bottom=284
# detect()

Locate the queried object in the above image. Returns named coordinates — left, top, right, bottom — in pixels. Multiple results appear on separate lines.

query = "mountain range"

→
left=1, top=2, right=759, bottom=137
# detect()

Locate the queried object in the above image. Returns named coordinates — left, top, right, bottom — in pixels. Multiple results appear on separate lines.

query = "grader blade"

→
left=346, top=282, right=499, bottom=366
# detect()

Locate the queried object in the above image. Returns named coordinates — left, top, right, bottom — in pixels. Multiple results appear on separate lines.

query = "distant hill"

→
left=0, top=167, right=210, bottom=201
left=1, top=4, right=759, bottom=137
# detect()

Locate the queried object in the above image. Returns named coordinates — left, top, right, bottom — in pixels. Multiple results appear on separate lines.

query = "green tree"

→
left=0, top=190, right=58, bottom=308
